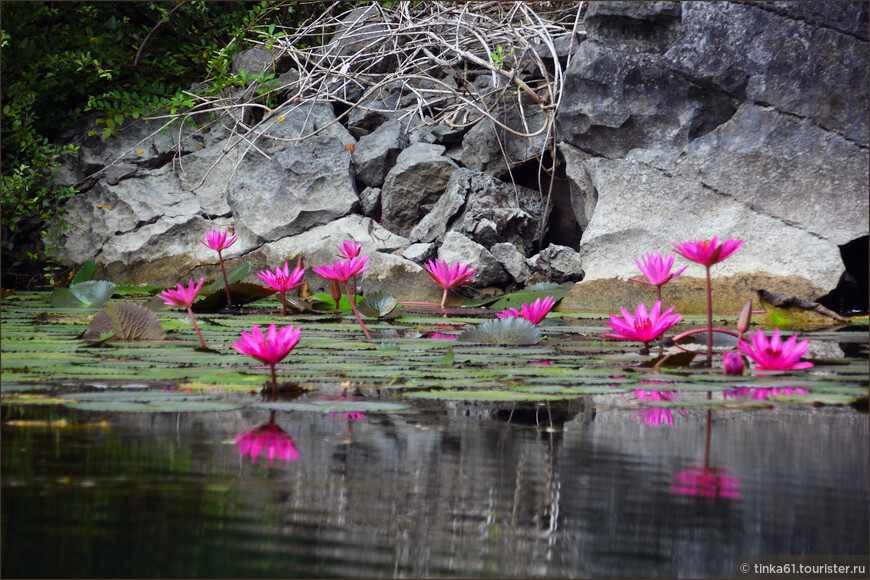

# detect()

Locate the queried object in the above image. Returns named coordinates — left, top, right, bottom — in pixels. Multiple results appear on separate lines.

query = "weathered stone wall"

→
left=49, top=1, right=868, bottom=313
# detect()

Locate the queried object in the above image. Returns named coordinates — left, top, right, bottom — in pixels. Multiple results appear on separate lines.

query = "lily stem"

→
left=186, top=306, right=208, bottom=349
left=270, top=364, right=278, bottom=397
left=705, top=266, right=713, bottom=367
left=280, top=291, right=287, bottom=316
left=440, top=288, right=448, bottom=310
left=343, top=281, right=371, bottom=340
left=218, top=252, right=233, bottom=308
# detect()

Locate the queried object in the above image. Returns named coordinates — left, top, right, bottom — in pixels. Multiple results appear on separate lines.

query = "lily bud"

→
left=722, top=351, right=745, bottom=376
left=737, top=299, right=753, bottom=335
left=330, top=280, right=342, bottom=304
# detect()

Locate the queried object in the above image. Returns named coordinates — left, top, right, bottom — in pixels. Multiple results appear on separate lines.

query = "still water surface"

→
left=3, top=396, right=867, bottom=578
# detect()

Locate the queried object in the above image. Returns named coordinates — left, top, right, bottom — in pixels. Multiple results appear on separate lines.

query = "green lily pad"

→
left=66, top=400, right=243, bottom=413
left=461, top=283, right=569, bottom=309
left=458, top=317, right=541, bottom=345
left=404, top=389, right=570, bottom=401
left=49, top=280, right=117, bottom=309
left=81, top=302, right=165, bottom=343
left=201, top=261, right=252, bottom=293
left=69, top=260, right=97, bottom=285
left=357, top=291, right=399, bottom=318
left=252, top=400, right=410, bottom=413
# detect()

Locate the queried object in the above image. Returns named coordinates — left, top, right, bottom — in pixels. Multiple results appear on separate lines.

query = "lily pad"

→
left=69, top=260, right=97, bottom=285
left=461, top=283, right=569, bottom=309
left=66, top=400, right=243, bottom=413
left=357, top=291, right=399, bottom=318
left=49, top=280, right=117, bottom=309
left=81, top=302, right=165, bottom=343
left=457, top=317, right=541, bottom=345
left=252, top=400, right=410, bottom=413
left=201, top=261, right=252, bottom=293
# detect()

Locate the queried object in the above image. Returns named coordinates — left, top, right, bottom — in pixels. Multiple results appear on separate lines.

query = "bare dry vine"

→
left=151, top=1, right=585, bottom=247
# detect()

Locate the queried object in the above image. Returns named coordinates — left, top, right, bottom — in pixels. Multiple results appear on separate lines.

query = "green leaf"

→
left=440, top=346, right=454, bottom=366
left=49, top=280, right=116, bottom=309
left=457, top=317, right=541, bottom=345
left=70, top=260, right=97, bottom=284
left=461, top=284, right=569, bottom=309
left=201, top=261, right=252, bottom=293
left=81, top=302, right=165, bottom=342
left=357, top=291, right=399, bottom=318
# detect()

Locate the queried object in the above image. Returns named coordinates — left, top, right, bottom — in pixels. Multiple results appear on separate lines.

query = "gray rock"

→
left=252, top=215, right=410, bottom=294
left=381, top=143, right=457, bottom=236
left=354, top=120, right=408, bottom=188
left=558, top=142, right=596, bottom=232
left=460, top=94, right=549, bottom=177
left=359, top=252, right=442, bottom=303
left=409, top=168, right=548, bottom=255
left=358, top=186, right=381, bottom=220
left=527, top=244, right=584, bottom=285
left=401, top=242, right=436, bottom=264
left=491, top=242, right=531, bottom=283
left=232, top=47, right=274, bottom=77
left=437, top=231, right=509, bottom=286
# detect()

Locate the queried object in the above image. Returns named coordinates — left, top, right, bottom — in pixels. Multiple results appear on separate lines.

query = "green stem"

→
left=705, top=266, right=713, bottom=367
left=186, top=306, right=208, bottom=349
left=343, top=280, right=371, bottom=340
left=218, top=251, right=233, bottom=308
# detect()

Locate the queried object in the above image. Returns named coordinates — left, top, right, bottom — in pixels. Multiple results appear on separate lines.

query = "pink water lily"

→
left=722, top=351, right=745, bottom=375
left=495, top=296, right=556, bottom=325
left=158, top=278, right=208, bottom=348
left=737, top=328, right=814, bottom=371
left=232, top=323, right=302, bottom=394
left=200, top=229, right=237, bottom=307
left=313, top=256, right=372, bottom=339
left=235, top=423, right=299, bottom=466
left=337, top=239, right=361, bottom=260
left=671, top=236, right=744, bottom=268
left=313, top=256, right=369, bottom=282
left=629, top=253, right=688, bottom=304
left=672, top=236, right=744, bottom=367
left=604, top=301, right=682, bottom=353
left=423, top=259, right=476, bottom=309
left=257, top=261, right=306, bottom=316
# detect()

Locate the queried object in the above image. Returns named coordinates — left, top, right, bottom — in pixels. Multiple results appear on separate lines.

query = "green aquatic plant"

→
left=49, top=280, right=117, bottom=310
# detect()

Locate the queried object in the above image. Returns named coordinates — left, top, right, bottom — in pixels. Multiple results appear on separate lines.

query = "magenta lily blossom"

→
left=672, top=236, right=744, bottom=366
left=722, top=351, right=745, bottom=375
left=257, top=261, right=306, bottom=316
left=313, top=256, right=372, bottom=339
left=158, top=278, right=208, bottom=348
left=337, top=239, right=362, bottom=260
left=629, top=253, right=688, bottom=304
left=235, top=423, right=299, bottom=466
left=495, top=296, right=557, bottom=325
left=671, top=236, right=744, bottom=268
left=604, top=301, right=682, bottom=354
left=200, top=229, right=237, bottom=308
left=232, top=323, right=302, bottom=394
left=737, top=328, right=814, bottom=371
left=423, top=259, right=476, bottom=309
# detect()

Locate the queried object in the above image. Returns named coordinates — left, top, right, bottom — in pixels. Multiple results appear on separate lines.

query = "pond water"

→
left=2, top=292, right=868, bottom=578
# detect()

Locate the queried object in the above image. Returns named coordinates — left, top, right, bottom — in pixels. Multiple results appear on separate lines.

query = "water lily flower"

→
left=337, top=239, right=361, bottom=260
left=430, top=332, right=458, bottom=339
left=257, top=261, right=306, bottom=316
left=232, top=323, right=302, bottom=394
left=235, top=423, right=299, bottom=466
left=158, top=278, right=208, bottom=348
left=671, top=236, right=744, bottom=366
left=671, top=236, right=744, bottom=268
left=629, top=253, right=688, bottom=303
left=423, top=259, right=476, bottom=309
left=313, top=256, right=372, bottom=339
left=200, top=229, right=237, bottom=307
left=722, top=351, right=745, bottom=375
left=495, top=296, right=556, bottom=325
left=671, top=467, right=740, bottom=502
left=737, top=328, right=814, bottom=371
left=604, top=301, right=682, bottom=354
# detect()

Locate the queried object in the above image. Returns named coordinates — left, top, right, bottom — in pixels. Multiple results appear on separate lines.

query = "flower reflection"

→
left=632, top=390, right=687, bottom=427
left=671, top=466, right=741, bottom=501
left=235, top=421, right=299, bottom=467
left=723, top=386, right=809, bottom=401
left=332, top=411, right=367, bottom=421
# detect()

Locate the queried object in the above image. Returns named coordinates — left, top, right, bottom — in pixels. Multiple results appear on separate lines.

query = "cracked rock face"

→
left=556, top=0, right=868, bottom=311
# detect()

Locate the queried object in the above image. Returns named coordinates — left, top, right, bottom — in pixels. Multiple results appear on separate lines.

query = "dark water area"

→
left=3, top=397, right=867, bottom=578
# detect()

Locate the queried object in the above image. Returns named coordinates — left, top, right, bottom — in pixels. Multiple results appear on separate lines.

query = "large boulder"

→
left=556, top=1, right=869, bottom=313
left=437, top=231, right=509, bottom=287
left=380, top=143, right=457, bottom=236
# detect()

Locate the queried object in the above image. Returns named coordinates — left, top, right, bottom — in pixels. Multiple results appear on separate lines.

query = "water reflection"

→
left=633, top=390, right=687, bottom=427
left=671, top=409, right=741, bottom=503
left=235, top=410, right=300, bottom=467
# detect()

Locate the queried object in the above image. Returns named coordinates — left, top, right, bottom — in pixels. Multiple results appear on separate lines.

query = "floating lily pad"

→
left=461, top=283, right=569, bottom=309
left=49, top=280, right=117, bottom=309
left=357, top=291, right=399, bottom=318
left=66, top=400, right=243, bottom=413
left=252, top=400, right=410, bottom=413
left=81, top=302, right=165, bottom=343
left=69, top=260, right=97, bottom=285
left=457, top=317, right=541, bottom=345
left=404, top=389, right=570, bottom=401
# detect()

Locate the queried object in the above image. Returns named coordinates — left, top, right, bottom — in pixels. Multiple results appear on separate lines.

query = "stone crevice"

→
left=738, top=1, right=870, bottom=43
